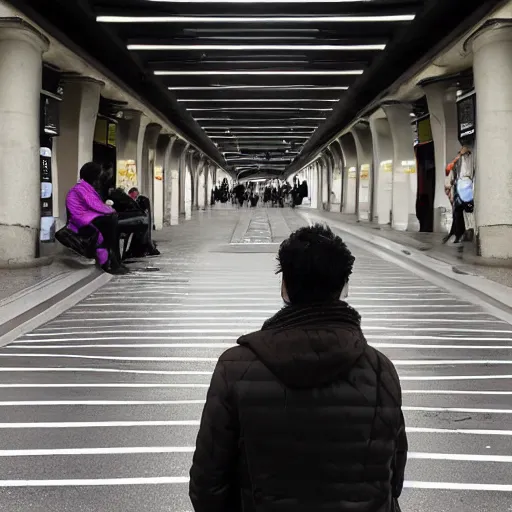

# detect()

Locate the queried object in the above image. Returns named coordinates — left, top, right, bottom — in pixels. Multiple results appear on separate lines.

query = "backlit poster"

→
left=117, top=159, right=137, bottom=190
left=40, top=146, right=55, bottom=242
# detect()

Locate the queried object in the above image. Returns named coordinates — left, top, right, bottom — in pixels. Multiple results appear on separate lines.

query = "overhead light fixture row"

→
left=128, top=44, right=386, bottom=51
left=148, top=1, right=380, bottom=3
left=156, top=70, right=363, bottom=75
left=179, top=99, right=337, bottom=102
left=99, top=15, right=415, bottom=23
left=187, top=107, right=333, bottom=111
left=170, top=86, right=349, bottom=90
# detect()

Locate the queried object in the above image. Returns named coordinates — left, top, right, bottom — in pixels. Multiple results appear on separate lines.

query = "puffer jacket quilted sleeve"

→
left=190, top=359, right=241, bottom=512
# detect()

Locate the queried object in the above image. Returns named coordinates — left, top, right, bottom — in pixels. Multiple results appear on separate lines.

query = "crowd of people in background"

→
left=212, top=177, right=309, bottom=209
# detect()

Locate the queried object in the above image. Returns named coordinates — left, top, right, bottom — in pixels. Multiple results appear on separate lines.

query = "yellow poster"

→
left=117, top=159, right=137, bottom=190
left=154, top=165, right=163, bottom=182
left=348, top=167, right=357, bottom=179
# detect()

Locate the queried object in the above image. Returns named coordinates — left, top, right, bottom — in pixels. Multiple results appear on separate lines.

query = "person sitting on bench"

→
left=66, top=162, right=127, bottom=275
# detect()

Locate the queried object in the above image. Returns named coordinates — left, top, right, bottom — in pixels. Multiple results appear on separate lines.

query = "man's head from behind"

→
left=278, top=224, right=355, bottom=305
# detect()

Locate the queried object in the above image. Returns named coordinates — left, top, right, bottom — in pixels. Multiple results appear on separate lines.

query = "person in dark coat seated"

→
left=190, top=224, right=407, bottom=512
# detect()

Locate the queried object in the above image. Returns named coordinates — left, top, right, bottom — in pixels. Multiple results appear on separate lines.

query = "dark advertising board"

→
left=457, top=91, right=476, bottom=144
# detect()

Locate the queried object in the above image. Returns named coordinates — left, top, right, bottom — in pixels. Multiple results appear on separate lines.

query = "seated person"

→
left=65, top=162, right=127, bottom=275
left=114, top=186, right=160, bottom=258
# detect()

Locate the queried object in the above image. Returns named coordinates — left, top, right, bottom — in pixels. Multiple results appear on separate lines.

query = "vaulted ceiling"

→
left=13, top=0, right=506, bottom=179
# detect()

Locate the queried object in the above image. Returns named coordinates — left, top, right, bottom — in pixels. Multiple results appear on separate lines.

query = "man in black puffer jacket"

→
left=190, top=224, right=407, bottom=512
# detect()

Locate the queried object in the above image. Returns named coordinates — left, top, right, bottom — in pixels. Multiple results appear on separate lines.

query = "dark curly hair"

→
left=277, top=224, right=355, bottom=305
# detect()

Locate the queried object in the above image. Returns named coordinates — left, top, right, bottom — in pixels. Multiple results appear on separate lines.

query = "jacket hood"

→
left=238, top=302, right=367, bottom=389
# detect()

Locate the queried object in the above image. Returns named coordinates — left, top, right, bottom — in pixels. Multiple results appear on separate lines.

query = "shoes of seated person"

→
left=101, top=263, right=130, bottom=275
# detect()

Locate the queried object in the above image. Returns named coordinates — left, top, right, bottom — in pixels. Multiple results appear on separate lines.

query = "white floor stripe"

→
left=0, top=383, right=209, bottom=388
left=7, top=343, right=512, bottom=351
left=408, top=427, right=512, bottom=436
left=0, top=447, right=196, bottom=457
left=402, top=390, right=512, bottom=395
left=404, top=481, right=512, bottom=491
left=62, top=305, right=478, bottom=312
left=400, top=375, right=512, bottom=381
left=0, top=478, right=509, bottom=490
left=50, top=312, right=490, bottom=322
left=0, top=400, right=206, bottom=406
left=403, top=406, right=512, bottom=414
left=0, top=354, right=218, bottom=362
left=409, top=452, right=512, bottom=462
left=4, top=353, right=512, bottom=365
left=7, top=344, right=233, bottom=349
left=77, top=299, right=466, bottom=306
left=0, top=477, right=190, bottom=487
left=0, top=420, right=200, bottom=428
left=16, top=335, right=512, bottom=343
left=34, top=320, right=504, bottom=332
left=0, top=367, right=213, bottom=375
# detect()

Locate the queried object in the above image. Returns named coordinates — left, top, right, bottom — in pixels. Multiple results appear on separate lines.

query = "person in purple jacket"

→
left=66, top=162, right=127, bottom=275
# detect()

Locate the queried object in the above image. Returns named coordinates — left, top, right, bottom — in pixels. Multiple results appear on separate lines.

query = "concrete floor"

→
left=0, top=207, right=510, bottom=511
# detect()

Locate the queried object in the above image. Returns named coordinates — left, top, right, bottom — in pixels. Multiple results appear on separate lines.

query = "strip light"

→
left=170, top=86, right=349, bottom=90
left=210, top=135, right=309, bottom=138
left=196, top=118, right=325, bottom=120
left=99, top=15, right=415, bottom=23
left=187, top=107, right=333, bottom=111
left=148, top=1, right=375, bottom=3
left=179, top=98, right=337, bottom=102
left=157, top=70, right=363, bottom=75
left=201, top=126, right=317, bottom=129
left=129, top=44, right=386, bottom=51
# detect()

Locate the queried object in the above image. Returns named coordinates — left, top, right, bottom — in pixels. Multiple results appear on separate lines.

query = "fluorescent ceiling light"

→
left=171, top=86, right=349, bottom=90
left=210, top=135, right=309, bottom=138
left=129, top=44, right=386, bottom=51
left=195, top=117, right=325, bottom=120
left=99, top=15, right=415, bottom=23
left=157, top=70, right=363, bottom=76
left=180, top=99, right=337, bottom=102
left=187, top=107, right=333, bottom=111
left=202, top=125, right=317, bottom=129
left=149, top=1, right=375, bottom=3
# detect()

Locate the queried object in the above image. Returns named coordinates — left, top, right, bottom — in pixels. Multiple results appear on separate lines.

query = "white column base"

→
left=479, top=226, right=512, bottom=259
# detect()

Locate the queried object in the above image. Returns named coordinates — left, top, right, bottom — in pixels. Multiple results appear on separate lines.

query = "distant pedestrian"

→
left=190, top=224, right=407, bottom=512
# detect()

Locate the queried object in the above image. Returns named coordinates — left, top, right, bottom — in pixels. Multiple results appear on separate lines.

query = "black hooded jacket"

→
left=190, top=302, right=407, bottom=512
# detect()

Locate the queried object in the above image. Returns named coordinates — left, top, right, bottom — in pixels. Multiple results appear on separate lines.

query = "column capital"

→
left=0, top=17, right=49, bottom=52
left=466, top=19, right=512, bottom=53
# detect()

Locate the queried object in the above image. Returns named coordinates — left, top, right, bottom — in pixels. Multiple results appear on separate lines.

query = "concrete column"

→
left=141, top=124, right=161, bottom=210
left=116, top=110, right=150, bottom=191
left=164, top=139, right=185, bottom=226
left=182, top=150, right=193, bottom=220
left=206, top=165, right=214, bottom=207
left=329, top=141, right=343, bottom=213
left=55, top=76, right=103, bottom=223
left=154, top=134, right=171, bottom=231
left=179, top=145, right=190, bottom=216
left=319, top=157, right=329, bottom=210
left=340, top=135, right=358, bottom=215
left=471, top=23, right=512, bottom=259
left=369, top=112, right=394, bottom=226
left=0, top=19, right=48, bottom=262
left=351, top=123, right=373, bottom=221
left=193, top=157, right=206, bottom=210
left=423, top=83, right=459, bottom=232
left=383, top=104, right=418, bottom=231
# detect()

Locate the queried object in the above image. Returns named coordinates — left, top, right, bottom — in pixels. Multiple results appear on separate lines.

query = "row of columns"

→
left=297, top=19, right=512, bottom=259
left=0, top=17, right=221, bottom=263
